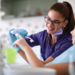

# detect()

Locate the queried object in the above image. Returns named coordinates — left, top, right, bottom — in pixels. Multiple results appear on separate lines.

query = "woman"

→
left=13, top=2, right=74, bottom=64
left=14, top=1, right=75, bottom=64
left=13, top=1, right=75, bottom=75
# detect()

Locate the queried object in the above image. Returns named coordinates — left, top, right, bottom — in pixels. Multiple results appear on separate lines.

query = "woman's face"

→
left=71, top=28, right=75, bottom=44
left=45, top=10, right=67, bottom=34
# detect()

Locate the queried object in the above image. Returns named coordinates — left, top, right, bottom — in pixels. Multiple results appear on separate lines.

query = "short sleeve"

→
left=25, top=30, right=46, bottom=47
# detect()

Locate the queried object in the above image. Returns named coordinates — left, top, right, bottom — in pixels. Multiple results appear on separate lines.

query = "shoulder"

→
left=57, top=33, right=72, bottom=41
left=63, top=33, right=72, bottom=41
left=56, top=33, right=72, bottom=50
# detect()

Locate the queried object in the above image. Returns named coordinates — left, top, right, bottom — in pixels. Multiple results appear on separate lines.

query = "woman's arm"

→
left=13, top=33, right=45, bottom=67
left=18, top=49, right=44, bottom=64
left=18, top=49, right=29, bottom=63
left=13, top=34, right=75, bottom=75
left=15, top=41, right=74, bottom=75
left=18, top=49, right=71, bottom=75
left=45, top=62, right=75, bottom=75
left=45, top=63, right=69, bottom=75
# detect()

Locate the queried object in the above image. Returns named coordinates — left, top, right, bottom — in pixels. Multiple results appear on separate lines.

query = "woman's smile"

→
left=48, top=27, right=54, bottom=31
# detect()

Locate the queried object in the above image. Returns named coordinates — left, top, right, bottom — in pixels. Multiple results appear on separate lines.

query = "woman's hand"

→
left=13, top=33, right=27, bottom=51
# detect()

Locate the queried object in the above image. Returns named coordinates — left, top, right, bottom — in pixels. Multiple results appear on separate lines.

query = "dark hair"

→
left=49, top=1, right=75, bottom=34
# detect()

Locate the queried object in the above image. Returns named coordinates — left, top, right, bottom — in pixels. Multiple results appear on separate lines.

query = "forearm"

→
left=18, top=49, right=29, bottom=63
left=47, top=62, right=75, bottom=75
left=44, top=63, right=69, bottom=75
left=21, top=42, right=45, bottom=67
left=44, top=63, right=75, bottom=75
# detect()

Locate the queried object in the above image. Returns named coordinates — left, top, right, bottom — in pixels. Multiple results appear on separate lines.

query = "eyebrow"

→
left=48, top=17, right=61, bottom=21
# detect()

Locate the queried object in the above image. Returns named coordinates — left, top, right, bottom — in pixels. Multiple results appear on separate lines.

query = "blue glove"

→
left=8, top=28, right=28, bottom=52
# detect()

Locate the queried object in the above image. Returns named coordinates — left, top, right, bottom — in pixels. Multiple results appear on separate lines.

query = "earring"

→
left=62, top=26, right=66, bottom=30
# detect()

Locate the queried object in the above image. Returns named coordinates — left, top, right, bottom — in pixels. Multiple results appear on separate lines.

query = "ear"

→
left=63, top=20, right=68, bottom=27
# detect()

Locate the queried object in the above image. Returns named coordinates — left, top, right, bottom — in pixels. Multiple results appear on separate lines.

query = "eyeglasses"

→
left=44, top=16, right=65, bottom=25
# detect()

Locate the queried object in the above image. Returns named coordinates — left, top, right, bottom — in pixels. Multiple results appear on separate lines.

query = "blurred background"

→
left=0, top=0, right=75, bottom=64
left=1, top=0, right=57, bottom=19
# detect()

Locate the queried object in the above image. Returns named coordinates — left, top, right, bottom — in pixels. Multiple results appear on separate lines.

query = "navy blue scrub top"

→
left=25, top=30, right=72, bottom=60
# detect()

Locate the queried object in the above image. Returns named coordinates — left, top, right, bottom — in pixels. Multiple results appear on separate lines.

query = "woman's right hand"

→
left=13, top=33, right=27, bottom=51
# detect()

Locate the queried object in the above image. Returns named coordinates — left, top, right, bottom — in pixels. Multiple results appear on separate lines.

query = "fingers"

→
left=14, top=44, right=18, bottom=48
left=16, top=33, right=24, bottom=39
left=13, top=33, right=26, bottom=48
left=13, top=41, right=18, bottom=47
